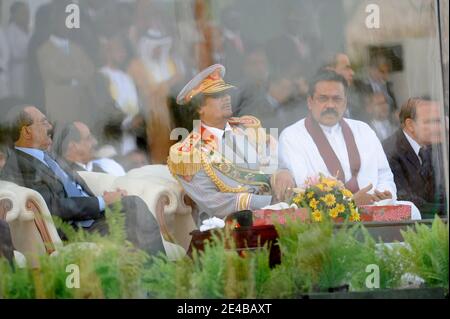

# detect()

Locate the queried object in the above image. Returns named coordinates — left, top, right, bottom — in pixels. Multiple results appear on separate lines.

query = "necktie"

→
left=418, top=147, right=434, bottom=197
left=43, top=153, right=94, bottom=228
left=43, top=153, right=85, bottom=197
left=418, top=147, right=432, bottom=173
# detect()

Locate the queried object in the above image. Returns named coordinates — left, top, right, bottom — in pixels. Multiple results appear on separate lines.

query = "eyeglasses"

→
left=313, top=95, right=345, bottom=104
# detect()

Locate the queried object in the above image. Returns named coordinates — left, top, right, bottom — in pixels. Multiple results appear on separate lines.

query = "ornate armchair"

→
left=0, top=181, right=63, bottom=267
left=78, top=165, right=198, bottom=260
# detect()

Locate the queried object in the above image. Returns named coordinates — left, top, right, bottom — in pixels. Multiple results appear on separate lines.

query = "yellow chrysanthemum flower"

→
left=335, top=203, right=346, bottom=213
left=322, top=178, right=337, bottom=188
left=309, top=198, right=319, bottom=210
left=312, top=210, right=323, bottom=222
left=316, top=184, right=325, bottom=191
left=341, top=189, right=353, bottom=198
left=307, top=191, right=314, bottom=199
left=293, top=195, right=304, bottom=205
left=329, top=207, right=339, bottom=218
left=321, top=194, right=336, bottom=207
left=350, top=212, right=360, bottom=222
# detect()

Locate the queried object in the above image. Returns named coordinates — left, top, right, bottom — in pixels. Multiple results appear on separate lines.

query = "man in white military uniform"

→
left=168, top=64, right=295, bottom=224
left=279, top=70, right=420, bottom=218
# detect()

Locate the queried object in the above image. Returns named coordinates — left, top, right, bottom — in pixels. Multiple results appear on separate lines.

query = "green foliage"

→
left=143, top=230, right=272, bottom=299
left=264, top=219, right=411, bottom=297
left=0, top=203, right=149, bottom=299
left=399, top=216, right=449, bottom=289
left=1, top=207, right=448, bottom=299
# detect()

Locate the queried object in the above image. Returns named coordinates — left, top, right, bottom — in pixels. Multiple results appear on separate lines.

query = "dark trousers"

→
left=87, top=196, right=166, bottom=257
left=0, top=220, right=15, bottom=264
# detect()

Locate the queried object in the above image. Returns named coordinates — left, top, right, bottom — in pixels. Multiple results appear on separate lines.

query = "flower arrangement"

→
left=292, top=174, right=360, bottom=222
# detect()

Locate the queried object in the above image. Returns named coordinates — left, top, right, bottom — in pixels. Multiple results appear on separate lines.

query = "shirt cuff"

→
left=97, top=196, right=106, bottom=212
left=248, top=195, right=273, bottom=211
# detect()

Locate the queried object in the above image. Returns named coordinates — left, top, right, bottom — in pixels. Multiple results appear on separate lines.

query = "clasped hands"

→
left=352, top=184, right=392, bottom=206
left=103, top=188, right=128, bottom=205
left=270, top=169, right=296, bottom=203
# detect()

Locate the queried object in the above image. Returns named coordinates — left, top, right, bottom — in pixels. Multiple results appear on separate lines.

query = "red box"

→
left=252, top=208, right=310, bottom=226
left=358, top=205, right=411, bottom=222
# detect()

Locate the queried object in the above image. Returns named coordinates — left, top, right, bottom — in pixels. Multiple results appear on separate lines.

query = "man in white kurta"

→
left=279, top=70, right=420, bottom=219
left=279, top=116, right=397, bottom=197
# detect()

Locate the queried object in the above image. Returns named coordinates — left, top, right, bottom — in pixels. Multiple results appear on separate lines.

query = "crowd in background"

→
left=0, top=0, right=446, bottom=172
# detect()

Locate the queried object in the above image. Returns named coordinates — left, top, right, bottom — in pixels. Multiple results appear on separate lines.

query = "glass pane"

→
left=0, top=0, right=448, bottom=267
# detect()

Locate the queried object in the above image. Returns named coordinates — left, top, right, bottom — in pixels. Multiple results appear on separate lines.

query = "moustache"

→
left=321, top=108, right=339, bottom=117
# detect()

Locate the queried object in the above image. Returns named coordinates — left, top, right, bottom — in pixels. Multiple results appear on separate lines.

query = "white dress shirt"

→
left=279, top=118, right=397, bottom=199
left=403, top=130, right=422, bottom=164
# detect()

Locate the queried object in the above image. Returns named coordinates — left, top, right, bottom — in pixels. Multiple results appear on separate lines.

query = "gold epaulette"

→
left=167, top=132, right=202, bottom=176
left=228, top=115, right=261, bottom=129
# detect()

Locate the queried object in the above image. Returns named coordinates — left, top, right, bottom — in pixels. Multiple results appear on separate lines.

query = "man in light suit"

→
left=168, top=64, right=295, bottom=225
left=1, top=105, right=165, bottom=256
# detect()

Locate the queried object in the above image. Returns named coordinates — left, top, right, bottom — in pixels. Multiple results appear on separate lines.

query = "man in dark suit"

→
left=0, top=105, right=165, bottom=256
left=383, top=98, right=447, bottom=219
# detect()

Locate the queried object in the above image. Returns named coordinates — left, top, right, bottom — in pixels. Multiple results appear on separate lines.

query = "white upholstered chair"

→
left=78, top=165, right=198, bottom=260
left=0, top=181, right=63, bottom=267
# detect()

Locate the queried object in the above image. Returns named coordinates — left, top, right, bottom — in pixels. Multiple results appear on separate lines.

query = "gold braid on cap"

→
left=200, top=152, right=248, bottom=193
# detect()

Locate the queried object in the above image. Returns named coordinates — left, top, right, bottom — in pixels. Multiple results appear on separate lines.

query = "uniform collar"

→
left=202, top=122, right=233, bottom=141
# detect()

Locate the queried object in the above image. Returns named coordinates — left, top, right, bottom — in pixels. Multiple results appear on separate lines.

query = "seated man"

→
left=383, top=97, right=447, bottom=218
left=53, top=121, right=126, bottom=176
left=279, top=70, right=419, bottom=218
left=0, top=105, right=165, bottom=256
left=168, top=64, right=295, bottom=225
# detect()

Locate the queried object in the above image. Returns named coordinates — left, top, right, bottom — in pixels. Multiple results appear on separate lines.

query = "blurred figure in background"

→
left=324, top=53, right=368, bottom=120
left=26, top=2, right=52, bottom=111
left=128, top=27, right=182, bottom=164
left=220, top=5, right=246, bottom=84
left=0, top=28, right=9, bottom=99
left=237, top=71, right=307, bottom=132
left=362, top=54, right=398, bottom=116
left=5, top=1, right=30, bottom=99
left=233, top=43, right=269, bottom=116
left=37, top=2, right=95, bottom=128
left=364, top=92, right=397, bottom=141
left=95, top=33, right=146, bottom=164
